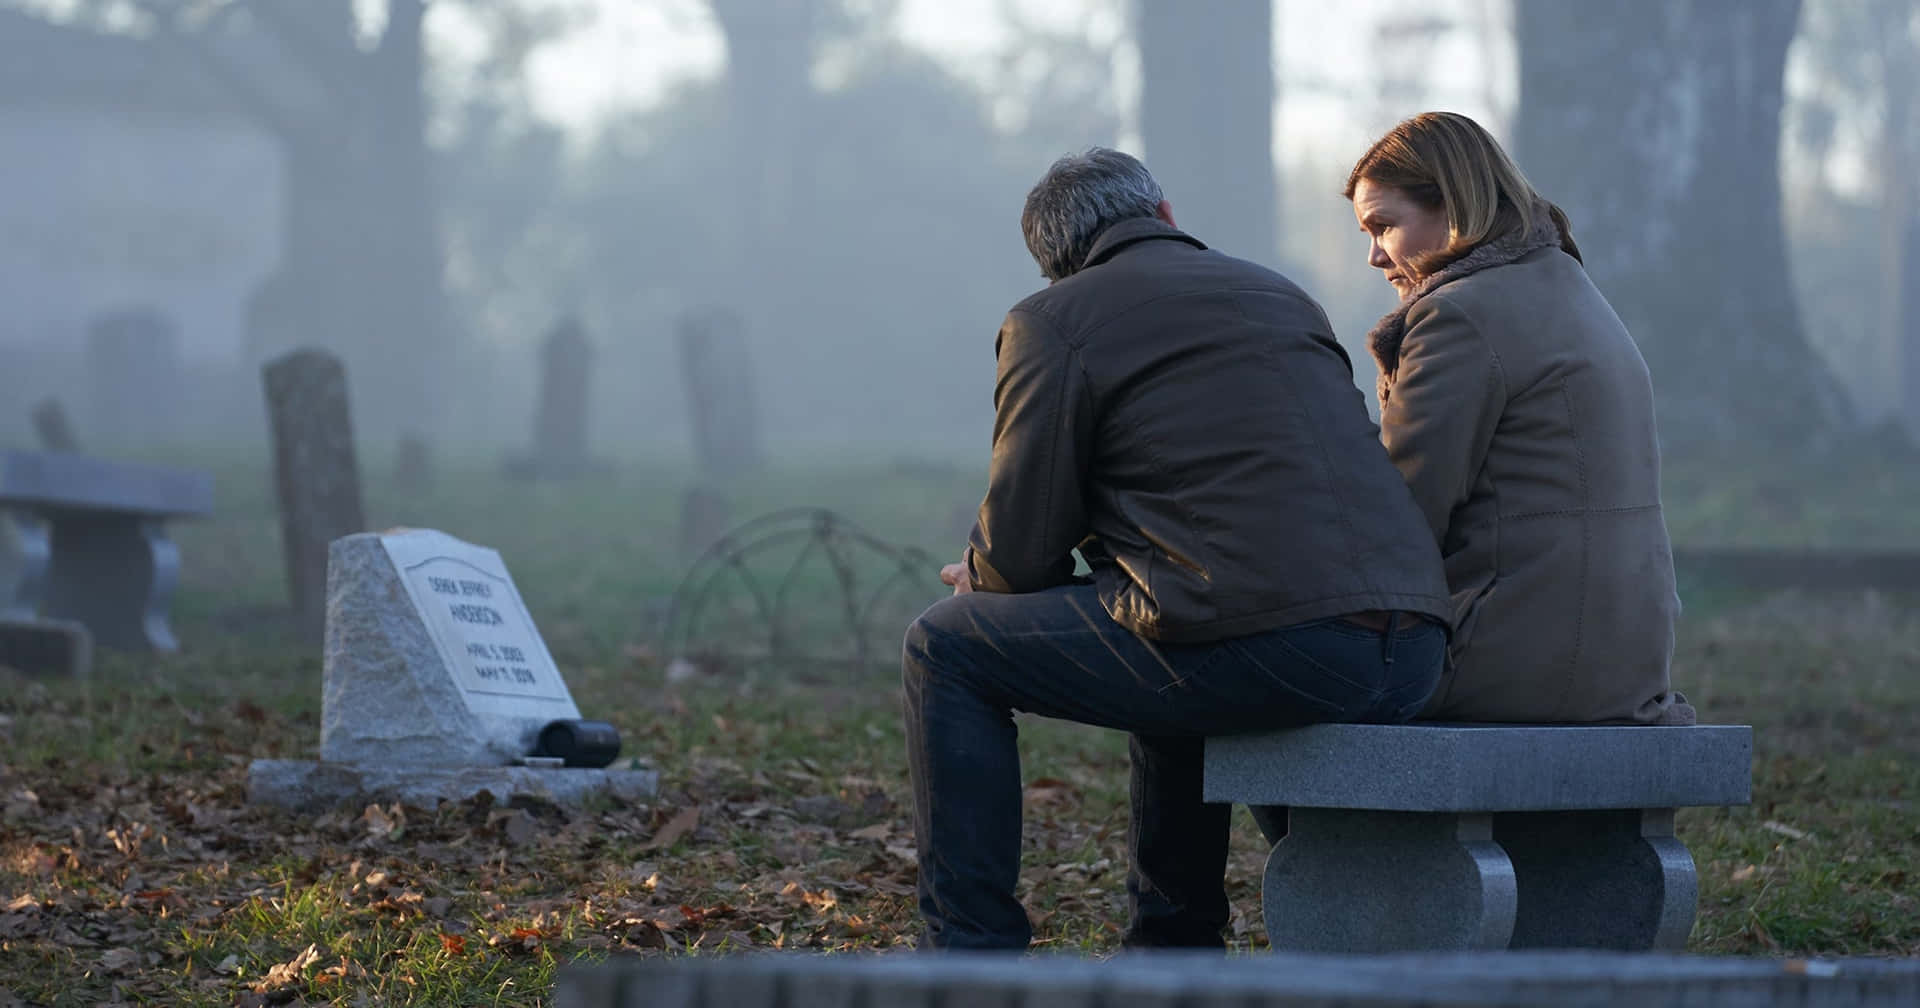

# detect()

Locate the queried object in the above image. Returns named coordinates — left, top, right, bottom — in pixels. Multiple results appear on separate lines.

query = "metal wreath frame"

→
left=663, top=507, right=940, bottom=677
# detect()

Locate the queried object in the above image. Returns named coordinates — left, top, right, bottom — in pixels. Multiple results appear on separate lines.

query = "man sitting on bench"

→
left=901, top=149, right=1453, bottom=951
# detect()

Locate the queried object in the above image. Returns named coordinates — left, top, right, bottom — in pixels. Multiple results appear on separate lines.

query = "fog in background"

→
left=0, top=0, right=1915, bottom=471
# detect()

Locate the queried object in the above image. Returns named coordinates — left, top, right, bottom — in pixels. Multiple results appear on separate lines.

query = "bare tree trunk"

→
left=708, top=0, right=820, bottom=292
left=1869, top=3, right=1920, bottom=436
left=361, top=0, right=445, bottom=429
left=231, top=0, right=447, bottom=437
left=1514, top=0, right=1850, bottom=455
left=1903, top=219, right=1920, bottom=436
left=694, top=0, right=820, bottom=468
left=1135, top=0, right=1277, bottom=268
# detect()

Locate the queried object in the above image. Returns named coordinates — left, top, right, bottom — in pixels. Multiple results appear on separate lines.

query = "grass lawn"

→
left=0, top=460, right=1915, bottom=1006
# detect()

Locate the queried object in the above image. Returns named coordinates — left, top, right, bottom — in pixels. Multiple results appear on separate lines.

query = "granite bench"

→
left=1204, top=723, right=1753, bottom=953
left=0, top=450, right=213, bottom=651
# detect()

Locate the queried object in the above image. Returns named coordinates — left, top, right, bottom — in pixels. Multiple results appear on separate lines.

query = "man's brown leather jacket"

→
left=965, top=217, right=1451, bottom=643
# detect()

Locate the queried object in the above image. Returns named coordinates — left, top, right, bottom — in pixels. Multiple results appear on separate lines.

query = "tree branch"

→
left=238, top=0, right=364, bottom=114
left=132, top=0, right=303, bottom=139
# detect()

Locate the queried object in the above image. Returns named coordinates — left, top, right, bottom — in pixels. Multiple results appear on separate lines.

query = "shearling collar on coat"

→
left=1367, top=201, right=1566, bottom=404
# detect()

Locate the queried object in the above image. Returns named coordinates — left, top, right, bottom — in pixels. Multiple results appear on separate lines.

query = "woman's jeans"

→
left=902, top=583, right=1446, bottom=951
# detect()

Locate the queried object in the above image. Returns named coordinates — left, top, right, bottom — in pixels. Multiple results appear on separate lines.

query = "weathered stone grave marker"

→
left=248, top=528, right=655, bottom=809
left=264, top=348, right=367, bottom=642
left=505, top=317, right=607, bottom=480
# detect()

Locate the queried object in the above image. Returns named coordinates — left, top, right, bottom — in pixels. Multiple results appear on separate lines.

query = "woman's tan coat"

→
left=1377, top=244, right=1690, bottom=725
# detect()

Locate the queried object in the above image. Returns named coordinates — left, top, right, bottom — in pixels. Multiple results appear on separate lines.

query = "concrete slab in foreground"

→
left=557, top=950, right=1920, bottom=1008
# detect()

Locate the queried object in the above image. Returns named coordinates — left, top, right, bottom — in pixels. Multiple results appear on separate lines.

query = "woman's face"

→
left=1352, top=178, right=1451, bottom=299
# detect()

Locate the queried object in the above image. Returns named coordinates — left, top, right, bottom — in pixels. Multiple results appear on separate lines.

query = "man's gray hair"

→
left=1021, top=148, right=1165, bottom=282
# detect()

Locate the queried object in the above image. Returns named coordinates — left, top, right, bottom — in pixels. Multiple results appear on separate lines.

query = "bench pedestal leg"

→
left=1495, top=807, right=1696, bottom=951
left=1, top=511, right=51, bottom=620
left=40, top=512, right=182, bottom=652
left=1263, top=808, right=1516, bottom=952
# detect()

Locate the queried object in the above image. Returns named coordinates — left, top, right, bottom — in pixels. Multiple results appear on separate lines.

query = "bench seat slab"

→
left=1265, top=809, right=1516, bottom=953
left=1205, top=724, right=1752, bottom=811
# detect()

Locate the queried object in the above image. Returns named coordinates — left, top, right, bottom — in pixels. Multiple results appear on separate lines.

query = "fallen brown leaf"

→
left=644, top=806, right=701, bottom=851
left=253, top=942, right=322, bottom=993
left=623, top=919, right=667, bottom=947
left=360, top=804, right=404, bottom=841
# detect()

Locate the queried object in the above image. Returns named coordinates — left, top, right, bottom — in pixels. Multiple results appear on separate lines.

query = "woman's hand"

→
left=940, top=561, right=973, bottom=595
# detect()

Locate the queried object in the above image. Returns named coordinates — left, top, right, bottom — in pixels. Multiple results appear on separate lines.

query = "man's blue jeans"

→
left=902, top=583, right=1446, bottom=950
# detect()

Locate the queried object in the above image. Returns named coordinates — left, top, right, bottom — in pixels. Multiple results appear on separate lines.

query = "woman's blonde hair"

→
left=1344, top=112, right=1580, bottom=274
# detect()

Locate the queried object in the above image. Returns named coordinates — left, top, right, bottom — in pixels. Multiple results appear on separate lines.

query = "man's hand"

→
left=940, top=560, right=973, bottom=595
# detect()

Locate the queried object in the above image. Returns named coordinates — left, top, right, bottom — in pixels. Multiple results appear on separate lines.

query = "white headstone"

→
left=322, top=529, right=580, bottom=766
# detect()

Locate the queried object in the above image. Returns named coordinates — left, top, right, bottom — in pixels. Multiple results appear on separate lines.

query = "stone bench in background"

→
left=0, top=449, right=213, bottom=651
left=558, top=950, right=1918, bottom=1008
left=1204, top=723, right=1753, bottom=953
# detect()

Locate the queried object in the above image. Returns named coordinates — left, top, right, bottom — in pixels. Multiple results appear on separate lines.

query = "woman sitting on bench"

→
left=1342, top=112, right=1693, bottom=727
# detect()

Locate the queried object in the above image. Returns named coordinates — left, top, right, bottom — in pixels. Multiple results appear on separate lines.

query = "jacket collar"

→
left=1367, top=198, right=1567, bottom=404
left=1079, top=217, right=1207, bottom=272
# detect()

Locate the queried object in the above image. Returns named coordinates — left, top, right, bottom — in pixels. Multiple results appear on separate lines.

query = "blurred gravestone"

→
left=30, top=399, right=79, bottom=453
left=505, top=317, right=605, bottom=480
left=264, top=348, right=367, bottom=642
left=676, top=308, right=763, bottom=480
left=393, top=432, right=432, bottom=495
left=85, top=308, right=182, bottom=447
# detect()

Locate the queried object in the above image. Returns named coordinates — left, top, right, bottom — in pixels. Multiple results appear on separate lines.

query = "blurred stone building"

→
left=0, top=10, right=281, bottom=449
